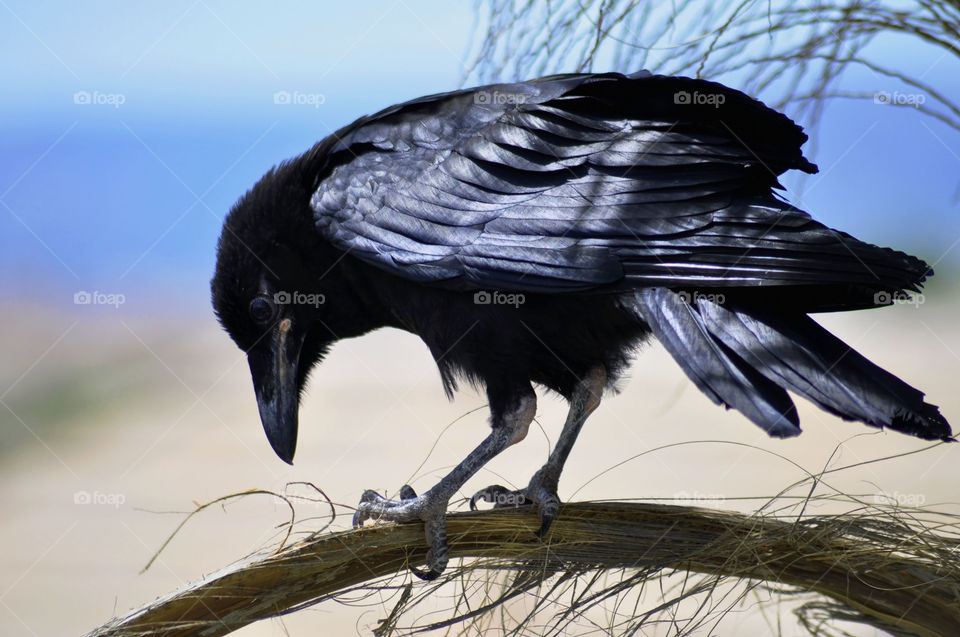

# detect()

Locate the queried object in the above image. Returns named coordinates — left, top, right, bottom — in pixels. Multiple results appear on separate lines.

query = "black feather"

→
left=698, top=301, right=951, bottom=440
left=626, top=288, right=800, bottom=437
left=308, top=72, right=928, bottom=304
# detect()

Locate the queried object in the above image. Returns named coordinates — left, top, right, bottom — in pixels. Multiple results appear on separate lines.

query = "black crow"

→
left=212, top=71, right=951, bottom=580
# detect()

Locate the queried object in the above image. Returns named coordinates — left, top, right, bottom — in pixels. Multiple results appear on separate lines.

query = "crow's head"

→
left=211, top=155, right=336, bottom=464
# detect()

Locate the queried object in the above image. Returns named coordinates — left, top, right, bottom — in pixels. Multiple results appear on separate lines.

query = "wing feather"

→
left=309, top=72, right=930, bottom=300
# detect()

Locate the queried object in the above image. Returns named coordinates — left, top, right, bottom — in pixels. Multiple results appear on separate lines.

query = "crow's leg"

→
left=526, top=366, right=605, bottom=535
left=353, top=386, right=536, bottom=580
left=471, top=366, right=606, bottom=537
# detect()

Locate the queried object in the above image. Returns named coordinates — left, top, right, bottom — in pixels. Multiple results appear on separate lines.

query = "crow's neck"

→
left=314, top=247, right=404, bottom=338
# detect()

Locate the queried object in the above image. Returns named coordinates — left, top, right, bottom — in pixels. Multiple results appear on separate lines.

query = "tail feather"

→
left=700, top=301, right=952, bottom=441
left=631, top=288, right=801, bottom=436
left=628, top=288, right=952, bottom=441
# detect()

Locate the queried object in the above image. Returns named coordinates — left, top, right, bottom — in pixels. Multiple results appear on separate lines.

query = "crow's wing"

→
left=309, top=72, right=929, bottom=300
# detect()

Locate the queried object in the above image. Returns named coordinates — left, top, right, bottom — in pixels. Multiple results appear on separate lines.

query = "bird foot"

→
left=352, top=485, right=449, bottom=580
left=469, top=467, right=560, bottom=538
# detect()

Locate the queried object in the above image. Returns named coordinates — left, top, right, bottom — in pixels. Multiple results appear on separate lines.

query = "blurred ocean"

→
left=1, top=2, right=958, bottom=316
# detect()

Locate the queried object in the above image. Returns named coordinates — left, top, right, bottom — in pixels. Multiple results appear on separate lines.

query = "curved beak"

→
left=248, top=318, right=304, bottom=464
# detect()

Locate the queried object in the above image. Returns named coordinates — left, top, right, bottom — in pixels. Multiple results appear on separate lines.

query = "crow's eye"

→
left=248, top=297, right=276, bottom=324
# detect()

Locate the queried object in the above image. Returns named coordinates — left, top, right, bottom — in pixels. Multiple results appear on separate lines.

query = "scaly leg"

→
left=354, top=389, right=536, bottom=580
left=471, top=366, right=606, bottom=536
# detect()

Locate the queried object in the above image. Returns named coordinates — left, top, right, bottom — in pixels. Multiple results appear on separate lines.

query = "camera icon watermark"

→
left=473, top=290, right=525, bottom=308
left=73, top=490, right=126, bottom=508
left=273, top=290, right=325, bottom=308
left=474, top=90, right=529, bottom=106
left=73, top=90, right=126, bottom=108
left=273, top=90, right=325, bottom=108
left=874, top=290, right=924, bottom=307
left=673, top=90, right=725, bottom=108
left=73, top=290, right=126, bottom=308
left=677, top=291, right=726, bottom=306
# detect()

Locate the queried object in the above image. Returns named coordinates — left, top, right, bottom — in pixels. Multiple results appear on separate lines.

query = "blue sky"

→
left=2, top=1, right=958, bottom=316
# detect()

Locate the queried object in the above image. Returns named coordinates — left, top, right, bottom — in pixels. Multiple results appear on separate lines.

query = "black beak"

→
left=248, top=318, right=304, bottom=464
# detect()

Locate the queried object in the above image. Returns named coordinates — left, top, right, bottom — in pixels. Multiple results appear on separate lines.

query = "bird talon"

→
left=471, top=479, right=558, bottom=535
left=352, top=488, right=452, bottom=578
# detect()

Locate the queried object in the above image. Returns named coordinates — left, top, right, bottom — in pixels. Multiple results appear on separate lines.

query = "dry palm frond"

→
left=87, top=493, right=960, bottom=637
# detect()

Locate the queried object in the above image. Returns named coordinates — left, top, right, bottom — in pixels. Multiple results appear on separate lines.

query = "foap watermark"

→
left=474, top=90, right=529, bottom=106
left=273, top=90, right=325, bottom=108
left=674, top=90, right=725, bottom=108
left=874, top=290, right=924, bottom=307
left=74, top=490, right=126, bottom=508
left=874, top=91, right=926, bottom=108
left=474, top=290, right=525, bottom=307
left=274, top=290, right=325, bottom=308
left=674, top=490, right=726, bottom=508
left=73, top=90, right=126, bottom=108
left=874, top=491, right=926, bottom=507
left=677, top=290, right=726, bottom=306
left=473, top=490, right=526, bottom=507
left=74, top=290, right=126, bottom=308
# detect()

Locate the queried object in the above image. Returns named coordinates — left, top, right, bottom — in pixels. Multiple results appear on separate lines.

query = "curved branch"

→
left=86, top=502, right=960, bottom=637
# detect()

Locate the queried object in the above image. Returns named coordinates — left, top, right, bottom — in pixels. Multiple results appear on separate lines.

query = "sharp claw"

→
left=410, top=564, right=444, bottom=581
left=469, top=486, right=496, bottom=510
left=469, top=487, right=495, bottom=510
left=410, top=516, right=448, bottom=580
left=535, top=505, right=557, bottom=538
left=469, top=486, right=492, bottom=510
left=470, top=484, right=522, bottom=510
